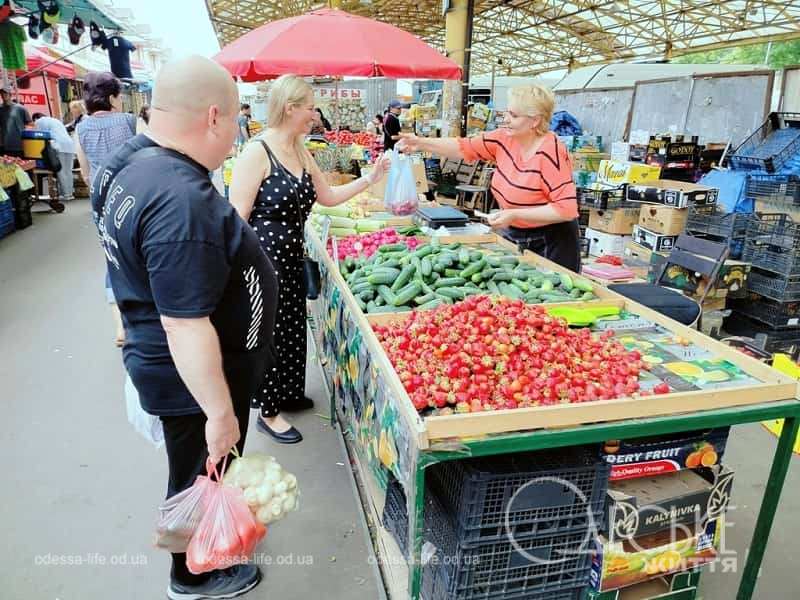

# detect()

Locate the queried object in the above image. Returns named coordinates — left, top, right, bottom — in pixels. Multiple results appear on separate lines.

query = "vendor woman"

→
left=396, top=84, right=581, bottom=272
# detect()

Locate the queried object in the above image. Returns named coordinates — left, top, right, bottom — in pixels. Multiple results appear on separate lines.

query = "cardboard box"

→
left=363, top=158, right=429, bottom=198
left=605, top=467, right=734, bottom=543
left=633, top=225, right=679, bottom=253
left=586, top=226, right=631, bottom=257
left=573, top=152, right=610, bottom=172
left=590, top=518, right=724, bottom=592
left=601, top=428, right=730, bottom=481
left=611, top=142, right=632, bottom=163
left=638, top=206, right=688, bottom=236
left=598, top=161, right=662, bottom=186
left=626, top=180, right=718, bottom=209
left=650, top=259, right=751, bottom=300
left=586, top=569, right=702, bottom=600
left=624, top=240, right=669, bottom=265
left=590, top=208, right=641, bottom=235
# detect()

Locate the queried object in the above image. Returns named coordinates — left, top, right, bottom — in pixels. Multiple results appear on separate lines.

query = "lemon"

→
left=665, top=362, right=704, bottom=377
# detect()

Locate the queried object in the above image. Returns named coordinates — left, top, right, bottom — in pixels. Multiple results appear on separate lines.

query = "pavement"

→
left=1, top=198, right=799, bottom=599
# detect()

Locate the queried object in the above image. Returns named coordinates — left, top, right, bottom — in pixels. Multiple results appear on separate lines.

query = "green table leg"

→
left=736, top=416, right=799, bottom=600
left=409, top=463, right=426, bottom=600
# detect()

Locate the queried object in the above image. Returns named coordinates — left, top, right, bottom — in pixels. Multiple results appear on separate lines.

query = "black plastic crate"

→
left=685, top=205, right=750, bottom=239
left=730, top=297, right=800, bottom=330
left=746, top=269, right=800, bottom=302
left=746, top=174, right=800, bottom=204
left=746, top=213, right=800, bottom=251
left=382, top=477, right=410, bottom=557
left=422, top=490, right=593, bottom=600
left=428, top=446, right=609, bottom=545
left=742, top=241, right=800, bottom=277
left=577, top=185, right=635, bottom=210
left=723, top=312, right=800, bottom=360
left=10, top=184, right=33, bottom=230
left=729, top=112, right=800, bottom=173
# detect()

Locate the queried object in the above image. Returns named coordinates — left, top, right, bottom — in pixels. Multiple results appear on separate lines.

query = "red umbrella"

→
left=213, top=8, right=461, bottom=81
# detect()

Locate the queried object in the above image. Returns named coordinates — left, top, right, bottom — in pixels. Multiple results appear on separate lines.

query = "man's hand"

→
left=205, top=410, right=240, bottom=463
left=395, top=133, right=422, bottom=153
left=487, top=209, right=516, bottom=229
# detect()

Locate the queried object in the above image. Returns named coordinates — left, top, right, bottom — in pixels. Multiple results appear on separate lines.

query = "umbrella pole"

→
left=334, top=78, right=340, bottom=130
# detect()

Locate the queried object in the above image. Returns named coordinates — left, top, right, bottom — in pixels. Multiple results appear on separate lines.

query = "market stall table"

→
left=304, top=226, right=800, bottom=600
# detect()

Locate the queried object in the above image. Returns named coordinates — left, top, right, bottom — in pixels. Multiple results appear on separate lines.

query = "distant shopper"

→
left=383, top=100, right=402, bottom=150
left=315, top=108, right=331, bottom=131
left=75, top=71, right=137, bottom=347
left=237, top=103, right=251, bottom=146
left=65, top=100, right=86, bottom=134
left=0, top=87, right=31, bottom=157
left=366, top=114, right=383, bottom=136
left=32, top=112, right=76, bottom=205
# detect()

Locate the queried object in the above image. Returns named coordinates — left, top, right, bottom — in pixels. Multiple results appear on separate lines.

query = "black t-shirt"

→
left=383, top=112, right=401, bottom=150
left=104, top=35, right=135, bottom=80
left=0, top=103, right=31, bottom=153
left=92, top=134, right=279, bottom=416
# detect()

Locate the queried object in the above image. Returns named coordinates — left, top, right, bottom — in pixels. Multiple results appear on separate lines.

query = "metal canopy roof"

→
left=206, top=1, right=800, bottom=76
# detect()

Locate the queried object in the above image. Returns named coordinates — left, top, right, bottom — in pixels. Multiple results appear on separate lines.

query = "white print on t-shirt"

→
left=97, top=179, right=136, bottom=271
left=244, top=266, right=263, bottom=350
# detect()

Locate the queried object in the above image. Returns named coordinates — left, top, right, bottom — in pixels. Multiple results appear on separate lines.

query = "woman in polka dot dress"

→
left=230, top=75, right=389, bottom=443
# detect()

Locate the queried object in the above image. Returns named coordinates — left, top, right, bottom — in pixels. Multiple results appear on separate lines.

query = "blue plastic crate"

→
left=0, top=199, right=15, bottom=239
left=729, top=113, right=800, bottom=173
left=428, top=446, right=610, bottom=545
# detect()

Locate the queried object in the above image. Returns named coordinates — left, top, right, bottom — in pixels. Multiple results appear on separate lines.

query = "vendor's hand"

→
left=205, top=409, right=240, bottom=464
left=487, top=210, right=516, bottom=229
left=395, top=133, right=422, bottom=154
left=365, top=153, right=391, bottom=185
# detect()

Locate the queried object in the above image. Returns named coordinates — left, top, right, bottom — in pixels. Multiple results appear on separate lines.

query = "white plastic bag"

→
left=125, top=374, right=164, bottom=448
left=383, top=149, right=419, bottom=216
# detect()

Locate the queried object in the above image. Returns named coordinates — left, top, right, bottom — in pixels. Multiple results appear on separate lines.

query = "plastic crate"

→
left=746, top=174, right=800, bottom=204
left=744, top=214, right=800, bottom=276
left=731, top=297, right=800, bottom=329
left=422, top=490, right=593, bottom=600
left=11, top=186, right=33, bottom=230
left=685, top=205, right=750, bottom=239
left=729, top=112, right=800, bottom=173
left=577, top=185, right=635, bottom=210
left=382, top=477, right=410, bottom=557
left=428, top=446, right=609, bottom=545
left=743, top=269, right=800, bottom=303
left=724, top=312, right=800, bottom=360
left=0, top=199, right=15, bottom=240
left=742, top=241, right=800, bottom=277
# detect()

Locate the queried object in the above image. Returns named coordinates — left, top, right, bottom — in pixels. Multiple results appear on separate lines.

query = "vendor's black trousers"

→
left=502, top=219, right=582, bottom=273
left=159, top=351, right=269, bottom=585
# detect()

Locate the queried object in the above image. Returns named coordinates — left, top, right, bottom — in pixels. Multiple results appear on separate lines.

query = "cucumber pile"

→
left=339, top=239, right=596, bottom=314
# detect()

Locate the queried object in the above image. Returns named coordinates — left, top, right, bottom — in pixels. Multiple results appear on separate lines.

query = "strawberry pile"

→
left=374, top=296, right=658, bottom=415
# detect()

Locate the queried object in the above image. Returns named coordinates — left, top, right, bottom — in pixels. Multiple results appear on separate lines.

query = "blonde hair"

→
left=69, top=100, right=86, bottom=115
left=508, top=84, right=554, bottom=136
left=266, top=74, right=314, bottom=167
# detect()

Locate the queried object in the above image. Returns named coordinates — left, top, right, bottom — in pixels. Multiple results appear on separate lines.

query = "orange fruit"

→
left=701, top=451, right=718, bottom=467
left=686, top=452, right=702, bottom=468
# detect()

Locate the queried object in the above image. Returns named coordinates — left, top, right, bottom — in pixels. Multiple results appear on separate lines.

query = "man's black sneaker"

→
left=167, top=564, right=261, bottom=600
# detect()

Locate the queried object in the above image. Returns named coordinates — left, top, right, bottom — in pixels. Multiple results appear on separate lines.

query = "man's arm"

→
left=160, top=315, right=240, bottom=462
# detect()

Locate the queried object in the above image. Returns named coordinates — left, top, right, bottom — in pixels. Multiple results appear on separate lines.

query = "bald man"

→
left=91, top=56, right=277, bottom=599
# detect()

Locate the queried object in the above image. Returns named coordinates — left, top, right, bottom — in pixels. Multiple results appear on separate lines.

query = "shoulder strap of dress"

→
left=258, top=139, right=281, bottom=173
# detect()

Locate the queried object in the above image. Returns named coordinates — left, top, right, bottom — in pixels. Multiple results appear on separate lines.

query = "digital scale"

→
left=413, top=206, right=470, bottom=229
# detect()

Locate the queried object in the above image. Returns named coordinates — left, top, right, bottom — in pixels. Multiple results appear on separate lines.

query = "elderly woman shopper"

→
left=76, top=72, right=138, bottom=346
left=398, top=84, right=581, bottom=272
left=230, top=75, right=390, bottom=444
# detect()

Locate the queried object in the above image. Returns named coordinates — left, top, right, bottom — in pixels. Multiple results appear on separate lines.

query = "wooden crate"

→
left=307, top=229, right=799, bottom=447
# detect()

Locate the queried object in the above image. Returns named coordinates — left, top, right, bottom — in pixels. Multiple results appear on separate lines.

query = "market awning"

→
left=19, top=46, right=75, bottom=79
left=12, top=0, right=121, bottom=30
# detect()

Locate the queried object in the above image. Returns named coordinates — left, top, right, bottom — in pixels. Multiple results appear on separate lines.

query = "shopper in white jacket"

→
left=32, top=113, right=76, bottom=203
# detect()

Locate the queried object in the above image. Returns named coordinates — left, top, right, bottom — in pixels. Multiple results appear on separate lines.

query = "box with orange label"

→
left=601, top=428, right=730, bottom=481
left=604, top=466, right=734, bottom=543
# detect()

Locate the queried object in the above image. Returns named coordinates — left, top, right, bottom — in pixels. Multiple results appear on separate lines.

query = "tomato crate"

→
left=746, top=269, right=800, bottom=303
left=730, top=297, right=800, bottom=330
left=427, top=445, right=610, bottom=545
left=685, top=205, right=750, bottom=240
left=421, top=489, right=593, bottom=600
left=729, top=112, right=800, bottom=173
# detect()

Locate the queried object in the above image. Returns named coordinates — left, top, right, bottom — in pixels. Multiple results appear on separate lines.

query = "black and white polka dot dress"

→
left=248, top=142, right=316, bottom=418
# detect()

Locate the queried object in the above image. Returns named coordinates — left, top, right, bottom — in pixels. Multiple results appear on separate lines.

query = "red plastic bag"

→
left=154, top=474, right=214, bottom=552
left=186, top=459, right=266, bottom=574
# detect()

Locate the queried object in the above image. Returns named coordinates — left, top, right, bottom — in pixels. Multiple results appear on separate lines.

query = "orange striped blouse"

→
left=458, top=130, right=578, bottom=229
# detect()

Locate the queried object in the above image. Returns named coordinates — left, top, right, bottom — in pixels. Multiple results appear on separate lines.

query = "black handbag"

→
left=260, top=141, right=321, bottom=300
left=42, top=140, right=62, bottom=173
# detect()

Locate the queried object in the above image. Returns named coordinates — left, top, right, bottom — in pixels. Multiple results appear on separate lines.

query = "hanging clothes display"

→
left=89, top=21, right=107, bottom=48
left=0, top=21, right=27, bottom=71
left=27, top=14, right=39, bottom=39
left=105, top=35, right=135, bottom=80
left=67, top=15, right=85, bottom=45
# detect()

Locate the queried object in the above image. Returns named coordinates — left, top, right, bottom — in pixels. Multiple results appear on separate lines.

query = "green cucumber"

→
left=486, top=255, right=503, bottom=268
left=421, top=257, right=433, bottom=277
left=417, top=298, right=445, bottom=310
left=471, top=273, right=484, bottom=284
left=377, top=285, right=397, bottom=305
left=498, top=282, right=523, bottom=299
left=436, top=287, right=465, bottom=300
left=574, top=278, right=594, bottom=293
left=458, top=248, right=471, bottom=265
left=412, top=244, right=433, bottom=258
left=444, top=268, right=462, bottom=278
left=414, top=293, right=436, bottom=305
left=433, top=262, right=446, bottom=274
left=374, top=296, right=385, bottom=307
left=445, top=242, right=461, bottom=250
left=469, top=250, right=483, bottom=262
left=460, top=258, right=487, bottom=279
left=541, top=293, right=570, bottom=303
left=367, top=268, right=401, bottom=286
left=366, top=300, right=377, bottom=312
left=524, top=294, right=542, bottom=305
left=511, top=278, right=530, bottom=293
left=559, top=272, right=574, bottom=292
left=486, top=281, right=501, bottom=295
left=582, top=291, right=596, bottom=300
left=492, top=271, right=513, bottom=282
left=570, top=288, right=583, bottom=299
left=358, top=290, right=374, bottom=301
left=379, top=243, right=407, bottom=253
left=354, top=296, right=367, bottom=311
left=498, top=256, right=519, bottom=266
left=351, top=281, right=374, bottom=295
left=433, top=277, right=467, bottom=289
left=540, top=278, right=554, bottom=293
left=420, top=281, right=436, bottom=295
left=367, top=304, right=412, bottom=314
left=380, top=259, right=401, bottom=269
left=394, top=282, right=423, bottom=306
